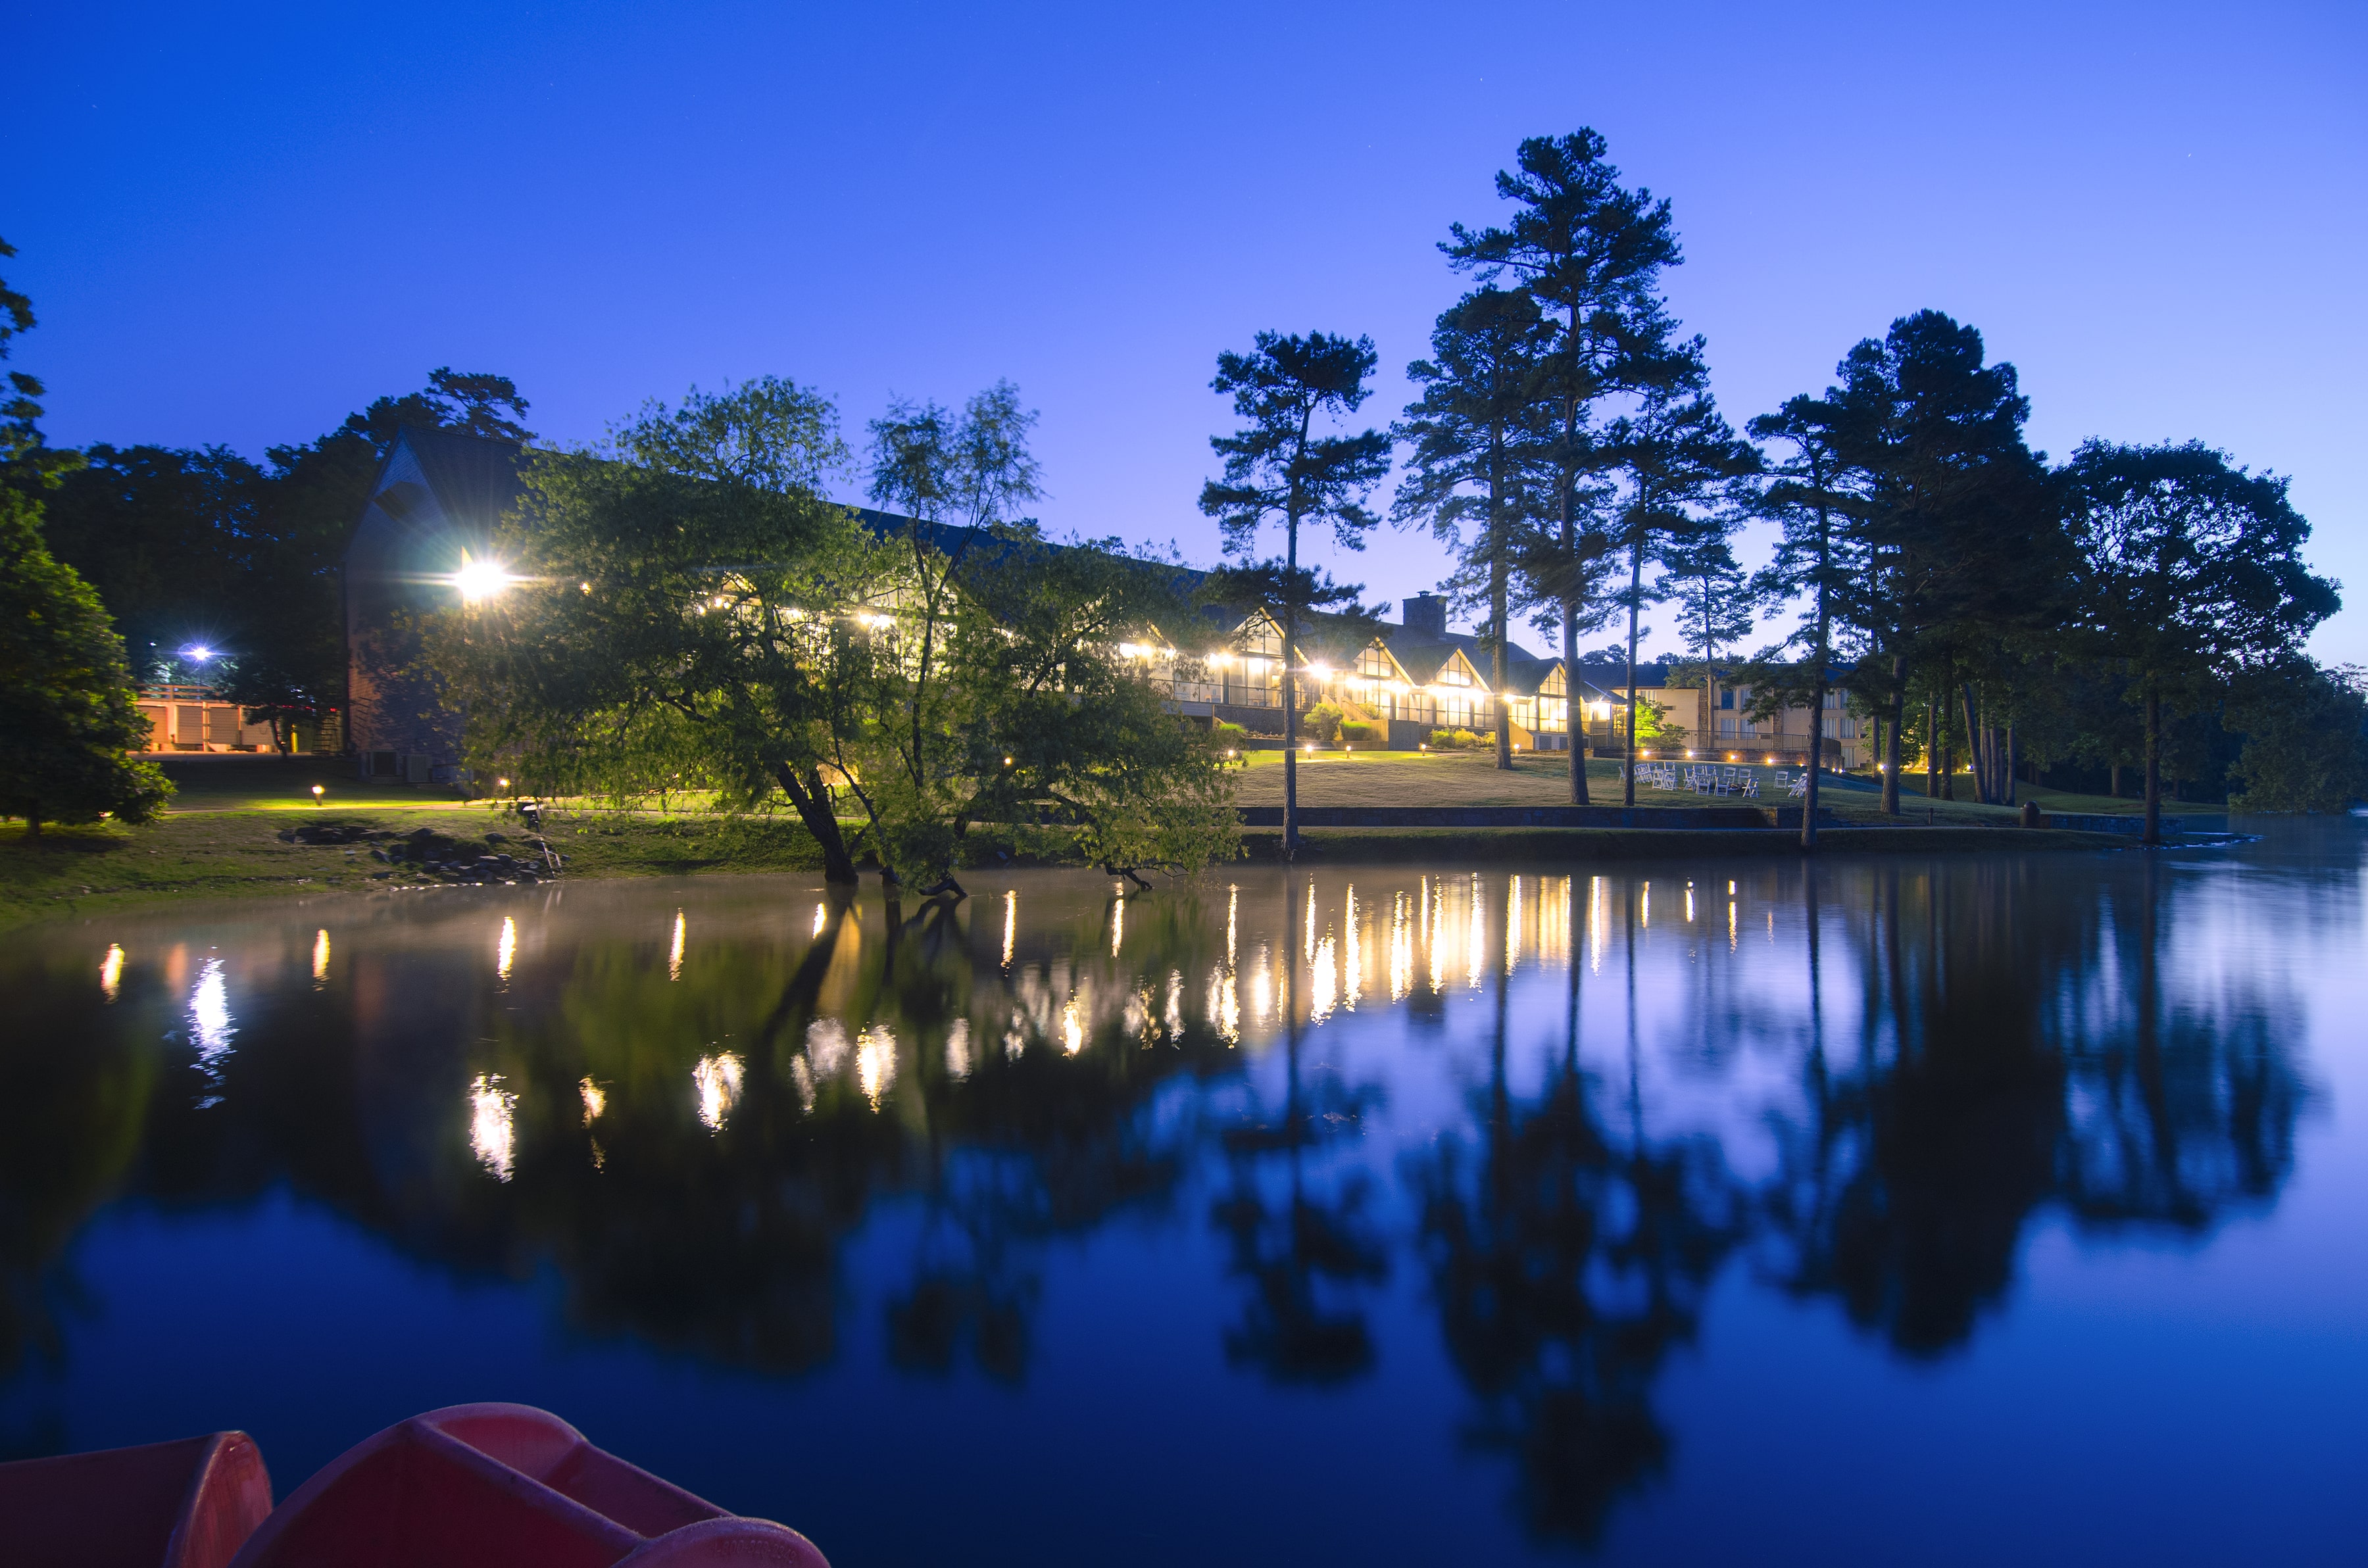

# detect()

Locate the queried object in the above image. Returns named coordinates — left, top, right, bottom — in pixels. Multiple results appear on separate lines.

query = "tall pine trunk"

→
left=1559, top=300, right=1587, bottom=805
left=1961, top=684, right=1992, bottom=805
left=1564, top=599, right=1588, bottom=804
left=2142, top=679, right=2162, bottom=846
left=1924, top=697, right=1939, bottom=800
left=1283, top=513, right=1300, bottom=859
left=1491, top=429, right=1512, bottom=772
left=1622, top=530, right=1644, bottom=807
left=1880, top=655, right=1906, bottom=816
left=1802, top=555, right=1830, bottom=850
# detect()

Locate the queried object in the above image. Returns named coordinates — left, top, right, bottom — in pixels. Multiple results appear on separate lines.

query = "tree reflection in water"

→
left=1760, top=858, right=2304, bottom=1358
left=1211, top=875, right=1390, bottom=1385
left=1407, top=877, right=1742, bottom=1546
left=0, top=842, right=2332, bottom=1548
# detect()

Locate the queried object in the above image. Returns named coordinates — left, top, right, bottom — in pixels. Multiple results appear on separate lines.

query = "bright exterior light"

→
left=1419, top=743, right=1428, bottom=750
left=1685, top=749, right=1694, bottom=758
left=1729, top=752, right=1739, bottom=761
left=1303, top=743, right=1314, bottom=754
left=183, top=643, right=215, bottom=663
left=1003, top=756, right=1013, bottom=766
left=310, top=785, right=324, bottom=804
left=497, top=777, right=510, bottom=789
left=580, top=581, right=592, bottom=593
left=454, top=552, right=514, bottom=603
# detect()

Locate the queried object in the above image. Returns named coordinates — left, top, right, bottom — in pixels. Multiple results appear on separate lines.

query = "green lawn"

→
left=0, top=807, right=850, bottom=927
left=152, top=754, right=467, bottom=813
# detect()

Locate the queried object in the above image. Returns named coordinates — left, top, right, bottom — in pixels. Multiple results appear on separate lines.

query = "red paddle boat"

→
left=0, top=1403, right=829, bottom=1568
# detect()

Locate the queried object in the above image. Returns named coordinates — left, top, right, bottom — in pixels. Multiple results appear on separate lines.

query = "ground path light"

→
left=311, top=785, right=324, bottom=806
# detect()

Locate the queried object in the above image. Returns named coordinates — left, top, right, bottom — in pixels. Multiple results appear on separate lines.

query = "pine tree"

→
left=1602, top=382, right=1757, bottom=803
left=1393, top=288, right=1555, bottom=770
left=1444, top=130, right=1691, bottom=800
left=1200, top=333, right=1391, bottom=856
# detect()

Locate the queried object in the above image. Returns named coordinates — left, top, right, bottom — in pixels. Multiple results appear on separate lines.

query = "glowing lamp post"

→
left=310, top=785, right=324, bottom=806
left=453, top=552, right=515, bottom=604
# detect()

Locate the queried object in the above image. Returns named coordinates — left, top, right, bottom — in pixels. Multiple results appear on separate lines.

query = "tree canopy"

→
left=0, top=488, right=173, bottom=833
left=2061, top=439, right=2338, bottom=840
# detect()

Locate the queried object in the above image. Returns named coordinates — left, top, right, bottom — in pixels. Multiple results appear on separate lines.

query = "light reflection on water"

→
left=6, top=826, right=2367, bottom=1565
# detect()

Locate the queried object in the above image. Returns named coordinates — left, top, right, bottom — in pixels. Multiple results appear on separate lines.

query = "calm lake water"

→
left=6, top=827, right=2366, bottom=1565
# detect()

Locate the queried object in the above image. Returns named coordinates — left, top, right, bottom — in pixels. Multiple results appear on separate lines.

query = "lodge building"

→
left=340, top=428, right=1874, bottom=779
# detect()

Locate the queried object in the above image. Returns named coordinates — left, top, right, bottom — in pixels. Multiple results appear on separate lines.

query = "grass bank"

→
left=0, top=804, right=1135, bottom=926
left=6, top=800, right=2159, bottom=927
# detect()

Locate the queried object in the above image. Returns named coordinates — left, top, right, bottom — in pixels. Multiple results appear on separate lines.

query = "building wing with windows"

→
left=348, top=429, right=1747, bottom=773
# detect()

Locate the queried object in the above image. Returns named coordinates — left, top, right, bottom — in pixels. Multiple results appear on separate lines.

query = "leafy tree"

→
left=0, top=489, right=173, bottom=835
left=1443, top=130, right=1687, bottom=802
left=436, top=379, right=1233, bottom=892
left=432, top=377, right=882, bottom=883
left=936, top=529, right=1239, bottom=889
left=860, top=383, right=1045, bottom=891
left=1826, top=311, right=2053, bottom=816
left=2062, top=439, right=2340, bottom=841
left=1394, top=288, right=1555, bottom=772
left=1199, top=333, right=1391, bottom=856
left=1601, top=381, right=1756, bottom=803
left=2225, top=662, right=2368, bottom=812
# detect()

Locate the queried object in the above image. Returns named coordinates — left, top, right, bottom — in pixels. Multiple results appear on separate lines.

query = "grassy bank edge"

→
left=4, top=808, right=2159, bottom=927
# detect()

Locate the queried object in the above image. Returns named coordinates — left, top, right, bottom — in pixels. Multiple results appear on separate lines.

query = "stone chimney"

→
left=1400, top=593, right=1447, bottom=638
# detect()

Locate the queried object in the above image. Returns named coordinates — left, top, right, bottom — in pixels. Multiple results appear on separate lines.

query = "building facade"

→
left=341, top=429, right=1874, bottom=775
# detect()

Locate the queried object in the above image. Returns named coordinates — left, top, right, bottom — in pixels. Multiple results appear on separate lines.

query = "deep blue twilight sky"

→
left=7, top=2, right=2363, bottom=658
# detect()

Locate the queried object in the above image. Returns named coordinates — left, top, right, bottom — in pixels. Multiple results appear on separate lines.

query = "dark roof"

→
left=401, top=426, right=526, bottom=526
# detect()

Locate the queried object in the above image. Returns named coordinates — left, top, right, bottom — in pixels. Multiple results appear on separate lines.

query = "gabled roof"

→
left=1502, top=656, right=1563, bottom=698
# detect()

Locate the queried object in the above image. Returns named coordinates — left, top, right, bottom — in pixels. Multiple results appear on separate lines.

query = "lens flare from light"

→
left=453, top=552, right=514, bottom=603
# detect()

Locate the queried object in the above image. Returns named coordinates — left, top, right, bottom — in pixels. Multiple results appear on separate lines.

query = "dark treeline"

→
left=36, top=369, right=533, bottom=737
left=3, top=222, right=536, bottom=829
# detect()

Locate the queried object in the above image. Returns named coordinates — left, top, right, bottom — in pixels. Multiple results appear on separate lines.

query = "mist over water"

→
left=5, top=827, right=2365, bottom=1565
